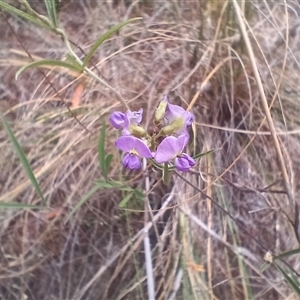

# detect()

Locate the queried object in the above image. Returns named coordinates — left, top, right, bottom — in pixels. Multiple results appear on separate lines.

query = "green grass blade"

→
left=275, top=263, right=300, bottom=295
left=275, top=248, right=300, bottom=260
left=119, top=192, right=134, bottom=208
left=134, top=188, right=144, bottom=200
left=0, top=1, right=51, bottom=30
left=64, top=184, right=102, bottom=224
left=0, top=202, right=45, bottom=209
left=1, top=116, right=46, bottom=205
left=64, top=180, right=133, bottom=223
left=44, top=0, right=58, bottom=28
left=16, top=59, right=81, bottom=80
left=98, top=122, right=107, bottom=180
left=193, top=149, right=215, bottom=160
left=259, top=262, right=271, bottom=273
left=105, top=154, right=113, bottom=177
left=81, top=17, right=142, bottom=70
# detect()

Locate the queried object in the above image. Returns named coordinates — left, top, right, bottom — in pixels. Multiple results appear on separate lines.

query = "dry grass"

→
left=1, top=0, right=300, bottom=299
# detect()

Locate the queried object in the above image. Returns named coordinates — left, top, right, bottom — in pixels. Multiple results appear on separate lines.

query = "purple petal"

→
left=174, top=153, right=195, bottom=172
left=109, top=111, right=125, bottom=129
left=115, top=136, right=152, bottom=158
left=133, top=138, right=153, bottom=158
left=126, top=108, right=143, bottom=124
left=164, top=102, right=195, bottom=135
left=124, top=108, right=143, bottom=129
left=165, top=103, right=185, bottom=124
left=115, top=136, right=136, bottom=152
left=155, top=136, right=184, bottom=164
left=184, top=111, right=195, bottom=127
left=122, top=153, right=142, bottom=169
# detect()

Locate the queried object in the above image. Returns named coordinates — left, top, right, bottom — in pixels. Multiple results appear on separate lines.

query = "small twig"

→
left=143, top=158, right=156, bottom=300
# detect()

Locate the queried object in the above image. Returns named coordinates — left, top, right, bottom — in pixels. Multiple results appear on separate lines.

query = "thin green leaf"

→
left=81, top=17, right=142, bottom=70
left=274, top=248, right=300, bottom=260
left=94, top=180, right=115, bottom=189
left=98, top=122, right=107, bottom=180
left=94, top=180, right=135, bottom=192
left=65, top=180, right=133, bottom=223
left=65, top=54, right=82, bottom=69
left=193, top=149, right=215, bottom=160
left=276, top=264, right=300, bottom=295
left=44, top=0, right=58, bottom=28
left=0, top=202, right=45, bottom=209
left=64, top=185, right=102, bottom=224
left=105, top=154, right=113, bottom=177
left=134, top=188, right=144, bottom=200
left=15, top=59, right=82, bottom=80
left=2, top=116, right=46, bottom=205
left=259, top=262, right=271, bottom=273
left=0, top=1, right=51, bottom=30
left=119, top=192, right=134, bottom=208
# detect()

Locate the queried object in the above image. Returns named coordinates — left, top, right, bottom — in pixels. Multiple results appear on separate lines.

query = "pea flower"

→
left=110, top=109, right=147, bottom=137
left=115, top=135, right=153, bottom=169
left=155, top=135, right=195, bottom=172
left=155, top=96, right=194, bottom=136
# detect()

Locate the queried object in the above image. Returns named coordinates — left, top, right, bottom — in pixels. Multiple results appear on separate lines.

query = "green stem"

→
left=163, top=163, right=170, bottom=185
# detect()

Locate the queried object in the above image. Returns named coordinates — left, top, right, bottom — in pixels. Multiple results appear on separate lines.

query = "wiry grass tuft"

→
left=1, top=0, right=300, bottom=299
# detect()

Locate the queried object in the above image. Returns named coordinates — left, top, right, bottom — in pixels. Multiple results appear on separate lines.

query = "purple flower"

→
left=158, top=95, right=194, bottom=136
left=155, top=135, right=195, bottom=172
left=109, top=109, right=144, bottom=135
left=109, top=111, right=126, bottom=129
left=175, top=153, right=195, bottom=172
left=115, top=135, right=153, bottom=169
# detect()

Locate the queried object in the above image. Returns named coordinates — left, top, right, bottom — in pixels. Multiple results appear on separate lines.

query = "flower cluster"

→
left=109, top=96, right=195, bottom=172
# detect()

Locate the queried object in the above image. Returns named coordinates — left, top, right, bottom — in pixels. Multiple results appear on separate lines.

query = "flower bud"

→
left=154, top=100, right=168, bottom=125
left=160, top=118, right=184, bottom=136
left=129, top=124, right=148, bottom=138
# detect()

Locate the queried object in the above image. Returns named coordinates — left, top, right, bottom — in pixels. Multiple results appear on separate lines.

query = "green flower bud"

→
left=154, top=100, right=168, bottom=125
left=129, top=124, right=148, bottom=138
left=160, top=117, right=184, bottom=136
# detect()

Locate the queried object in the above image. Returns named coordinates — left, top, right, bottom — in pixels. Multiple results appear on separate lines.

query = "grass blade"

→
left=81, top=17, right=142, bottom=70
left=275, top=263, right=300, bottom=295
left=64, top=184, right=102, bottom=224
left=44, top=0, right=58, bottom=28
left=98, top=122, right=107, bottom=180
left=259, top=262, right=271, bottom=273
left=64, top=180, right=130, bottom=223
left=1, top=116, right=46, bottom=205
left=193, top=149, right=215, bottom=160
left=119, top=192, right=134, bottom=208
left=0, top=1, right=51, bottom=30
left=275, top=248, right=300, bottom=260
left=16, top=59, right=82, bottom=79
left=0, top=202, right=45, bottom=209
left=105, top=154, right=113, bottom=177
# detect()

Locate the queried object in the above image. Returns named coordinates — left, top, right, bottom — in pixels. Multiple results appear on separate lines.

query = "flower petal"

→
left=175, top=153, right=195, bottom=172
left=115, top=136, right=135, bottom=152
left=124, top=108, right=143, bottom=128
left=116, top=136, right=152, bottom=158
left=109, top=111, right=125, bottom=129
left=122, top=153, right=141, bottom=169
left=155, top=136, right=183, bottom=164
left=133, top=138, right=153, bottom=158
left=163, top=101, right=195, bottom=135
